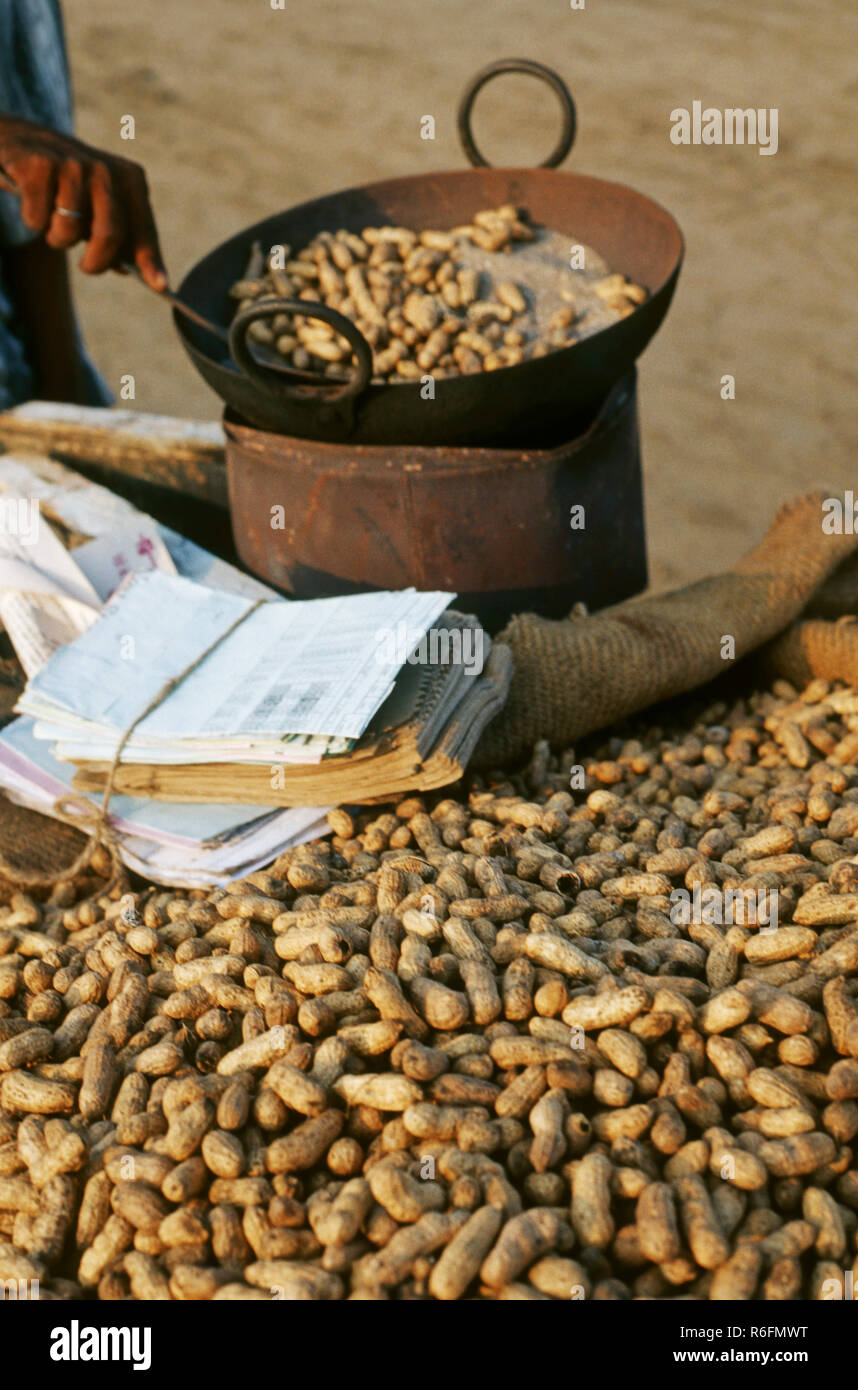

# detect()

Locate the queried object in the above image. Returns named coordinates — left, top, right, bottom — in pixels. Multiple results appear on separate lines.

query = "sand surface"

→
left=63, top=0, right=855, bottom=591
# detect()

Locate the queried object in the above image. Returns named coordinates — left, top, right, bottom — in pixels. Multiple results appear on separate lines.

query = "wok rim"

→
left=174, top=164, right=684, bottom=396
left=223, top=370, right=639, bottom=476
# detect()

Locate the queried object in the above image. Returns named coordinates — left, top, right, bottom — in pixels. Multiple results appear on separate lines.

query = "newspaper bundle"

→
left=0, top=451, right=510, bottom=875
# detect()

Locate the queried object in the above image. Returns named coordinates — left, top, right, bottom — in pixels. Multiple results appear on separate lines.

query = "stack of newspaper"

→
left=0, top=452, right=510, bottom=882
left=0, top=451, right=333, bottom=884
left=0, top=714, right=331, bottom=889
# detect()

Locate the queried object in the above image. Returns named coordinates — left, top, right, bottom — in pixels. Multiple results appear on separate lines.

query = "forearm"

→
left=2, top=237, right=84, bottom=402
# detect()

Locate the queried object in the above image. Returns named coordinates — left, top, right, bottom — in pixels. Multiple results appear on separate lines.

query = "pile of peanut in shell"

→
left=228, top=205, right=647, bottom=384
left=1, top=675, right=858, bottom=1302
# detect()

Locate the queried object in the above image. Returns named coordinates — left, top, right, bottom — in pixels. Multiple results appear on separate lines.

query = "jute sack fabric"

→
left=474, top=491, right=858, bottom=767
left=803, top=549, right=858, bottom=619
left=0, top=798, right=89, bottom=889
left=765, top=551, right=858, bottom=686
left=765, top=616, right=858, bottom=690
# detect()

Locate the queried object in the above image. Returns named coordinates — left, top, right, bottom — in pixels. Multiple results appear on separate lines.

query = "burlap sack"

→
left=0, top=797, right=89, bottom=891
left=474, top=491, right=858, bottom=767
left=765, top=617, right=858, bottom=690
left=764, top=548, right=858, bottom=686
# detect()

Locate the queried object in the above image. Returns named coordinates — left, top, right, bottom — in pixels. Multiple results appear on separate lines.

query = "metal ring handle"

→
left=228, top=298, right=374, bottom=405
left=457, top=59, right=576, bottom=169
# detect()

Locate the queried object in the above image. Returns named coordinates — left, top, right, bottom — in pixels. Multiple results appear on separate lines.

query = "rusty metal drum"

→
left=224, top=370, right=646, bottom=632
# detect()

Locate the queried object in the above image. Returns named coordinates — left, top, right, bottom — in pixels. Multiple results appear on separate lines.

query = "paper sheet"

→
left=43, top=732, right=347, bottom=766
left=115, top=812, right=331, bottom=889
left=20, top=570, right=255, bottom=730
left=159, top=526, right=277, bottom=602
left=133, top=585, right=454, bottom=741
left=0, top=496, right=101, bottom=675
left=0, top=716, right=278, bottom=848
left=72, top=519, right=177, bottom=601
left=0, top=715, right=330, bottom=886
left=0, top=452, right=142, bottom=538
left=0, top=451, right=279, bottom=603
left=21, top=571, right=454, bottom=745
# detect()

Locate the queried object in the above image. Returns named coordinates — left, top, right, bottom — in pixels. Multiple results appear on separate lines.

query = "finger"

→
left=11, top=153, right=57, bottom=231
left=45, top=158, right=90, bottom=249
left=78, top=161, right=126, bottom=274
left=120, top=163, right=167, bottom=291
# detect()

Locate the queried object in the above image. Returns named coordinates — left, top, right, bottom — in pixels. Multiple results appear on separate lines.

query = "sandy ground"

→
left=62, top=0, right=855, bottom=591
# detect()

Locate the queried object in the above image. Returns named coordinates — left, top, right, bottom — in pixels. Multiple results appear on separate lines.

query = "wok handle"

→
left=457, top=59, right=576, bottom=169
left=228, top=298, right=374, bottom=408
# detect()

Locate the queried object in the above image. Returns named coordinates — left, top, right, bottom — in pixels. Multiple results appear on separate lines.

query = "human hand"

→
left=0, top=114, right=167, bottom=290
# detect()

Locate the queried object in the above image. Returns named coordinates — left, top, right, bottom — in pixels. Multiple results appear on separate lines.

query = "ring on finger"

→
left=55, top=206, right=84, bottom=220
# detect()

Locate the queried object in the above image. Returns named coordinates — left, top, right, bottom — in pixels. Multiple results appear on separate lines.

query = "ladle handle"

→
left=228, top=298, right=374, bottom=409
left=457, top=59, right=577, bottom=170
left=118, top=264, right=231, bottom=345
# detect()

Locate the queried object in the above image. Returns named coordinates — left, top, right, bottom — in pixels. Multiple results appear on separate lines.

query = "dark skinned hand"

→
left=0, top=114, right=167, bottom=290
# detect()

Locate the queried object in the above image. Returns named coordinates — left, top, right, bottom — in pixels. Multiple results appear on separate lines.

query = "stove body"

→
left=225, top=370, right=646, bottom=634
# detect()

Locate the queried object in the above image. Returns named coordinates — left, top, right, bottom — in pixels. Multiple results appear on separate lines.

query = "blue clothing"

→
left=0, top=0, right=110, bottom=408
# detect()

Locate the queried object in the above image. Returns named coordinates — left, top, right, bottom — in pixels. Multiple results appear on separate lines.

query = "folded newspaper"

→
left=0, top=715, right=331, bottom=889
left=19, top=573, right=510, bottom=805
left=0, top=451, right=330, bottom=884
left=70, top=610, right=513, bottom=805
left=0, top=452, right=510, bottom=864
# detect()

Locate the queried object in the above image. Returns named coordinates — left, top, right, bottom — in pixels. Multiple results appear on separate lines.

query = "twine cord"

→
left=0, top=599, right=265, bottom=896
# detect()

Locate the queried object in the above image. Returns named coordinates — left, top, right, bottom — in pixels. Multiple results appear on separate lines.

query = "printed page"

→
left=72, top=519, right=177, bottom=601
left=0, top=452, right=278, bottom=601
left=21, top=573, right=454, bottom=745
left=159, top=527, right=279, bottom=601
left=0, top=496, right=101, bottom=675
left=130, top=585, right=455, bottom=741
left=19, top=570, right=255, bottom=729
